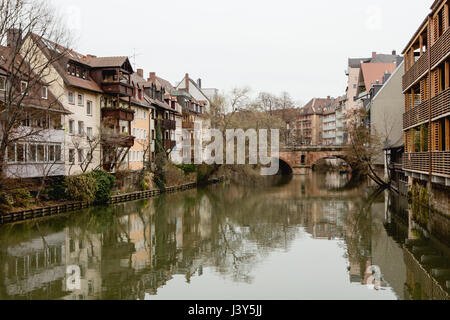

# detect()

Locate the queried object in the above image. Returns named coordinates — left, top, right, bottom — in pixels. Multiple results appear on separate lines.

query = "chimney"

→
left=392, top=50, right=397, bottom=56
left=185, top=73, right=190, bottom=91
left=197, top=78, right=202, bottom=88
left=7, top=29, right=23, bottom=48
left=372, top=51, right=377, bottom=58
left=137, top=68, right=144, bottom=78
left=148, top=72, right=156, bottom=82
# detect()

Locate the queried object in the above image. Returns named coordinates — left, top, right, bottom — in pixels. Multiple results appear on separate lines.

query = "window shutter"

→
left=433, top=15, right=439, bottom=44
left=405, top=94, right=410, bottom=112
left=446, top=118, right=450, bottom=151
left=431, top=121, right=442, bottom=151
left=444, top=4, right=449, bottom=32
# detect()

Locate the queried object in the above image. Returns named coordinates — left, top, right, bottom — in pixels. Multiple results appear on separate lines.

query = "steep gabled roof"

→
left=360, top=63, right=397, bottom=92
left=300, top=97, right=334, bottom=116
left=0, top=45, right=70, bottom=114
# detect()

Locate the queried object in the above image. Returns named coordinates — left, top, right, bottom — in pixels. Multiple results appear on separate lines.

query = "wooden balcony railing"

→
left=403, top=100, right=429, bottom=129
left=430, top=27, right=450, bottom=68
left=432, top=151, right=450, bottom=176
left=102, top=107, right=134, bottom=122
left=182, top=121, right=194, bottom=129
left=404, top=87, right=450, bottom=129
left=403, top=151, right=450, bottom=177
left=101, top=81, right=134, bottom=97
left=163, top=140, right=176, bottom=150
left=156, top=119, right=176, bottom=131
left=429, top=87, right=450, bottom=120
left=403, top=53, right=429, bottom=91
left=403, top=152, right=430, bottom=173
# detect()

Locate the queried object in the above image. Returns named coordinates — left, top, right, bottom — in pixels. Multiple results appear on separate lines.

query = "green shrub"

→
left=177, top=164, right=197, bottom=175
left=66, top=174, right=98, bottom=204
left=0, top=192, right=13, bottom=212
left=49, top=177, right=67, bottom=201
left=10, top=189, right=32, bottom=207
left=90, top=170, right=115, bottom=204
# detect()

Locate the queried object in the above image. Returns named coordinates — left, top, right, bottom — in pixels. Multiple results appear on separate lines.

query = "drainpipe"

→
left=428, top=14, right=432, bottom=184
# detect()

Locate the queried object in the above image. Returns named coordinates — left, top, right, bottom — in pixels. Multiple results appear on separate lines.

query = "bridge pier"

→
left=292, top=166, right=312, bottom=175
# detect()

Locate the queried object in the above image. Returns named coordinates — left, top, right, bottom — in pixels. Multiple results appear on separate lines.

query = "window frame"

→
left=68, top=91, right=75, bottom=105
left=0, top=76, right=6, bottom=91
left=41, top=86, right=48, bottom=99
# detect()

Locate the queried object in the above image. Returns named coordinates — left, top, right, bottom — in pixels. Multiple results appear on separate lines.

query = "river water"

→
left=0, top=173, right=448, bottom=300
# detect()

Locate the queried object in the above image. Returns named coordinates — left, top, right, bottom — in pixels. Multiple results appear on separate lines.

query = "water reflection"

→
left=0, top=173, right=448, bottom=300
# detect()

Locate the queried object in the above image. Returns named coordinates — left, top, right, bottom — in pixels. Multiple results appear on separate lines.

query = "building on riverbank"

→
left=0, top=45, right=71, bottom=180
left=402, top=0, right=450, bottom=217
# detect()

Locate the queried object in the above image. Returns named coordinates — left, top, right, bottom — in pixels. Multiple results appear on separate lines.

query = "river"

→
left=0, top=173, right=448, bottom=300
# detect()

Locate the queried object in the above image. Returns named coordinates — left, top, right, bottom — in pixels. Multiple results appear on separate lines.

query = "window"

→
left=78, top=121, right=84, bottom=135
left=41, top=86, right=48, bottom=99
left=17, top=144, right=25, bottom=162
left=21, top=81, right=28, bottom=94
left=0, top=76, right=5, bottom=91
left=78, top=149, right=84, bottom=163
left=69, top=120, right=74, bottom=134
left=55, top=145, right=62, bottom=162
left=144, top=130, right=147, bottom=140
left=87, top=101, right=92, bottom=115
left=144, top=110, right=147, bottom=120
left=29, top=145, right=37, bottom=162
left=37, top=145, right=45, bottom=162
left=133, top=128, right=136, bottom=136
left=48, top=145, right=55, bottom=162
left=78, top=93, right=84, bottom=106
left=86, top=127, right=93, bottom=140
left=68, top=91, right=75, bottom=104
left=69, top=149, right=75, bottom=163
left=152, top=130, right=155, bottom=140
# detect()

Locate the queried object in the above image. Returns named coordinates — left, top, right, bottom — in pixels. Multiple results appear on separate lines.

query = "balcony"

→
left=163, top=139, right=176, bottom=150
left=403, top=53, right=428, bottom=92
left=101, top=81, right=134, bottom=97
left=182, top=121, right=194, bottom=129
left=404, top=87, right=450, bottom=129
left=101, top=133, right=135, bottom=148
left=429, top=87, right=450, bottom=120
left=403, top=100, right=428, bottom=129
left=156, top=119, right=176, bottom=131
left=403, top=151, right=450, bottom=177
left=430, top=27, right=450, bottom=69
left=102, top=107, right=134, bottom=122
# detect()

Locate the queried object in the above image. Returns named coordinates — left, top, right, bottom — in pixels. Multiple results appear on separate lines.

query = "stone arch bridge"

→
left=278, top=146, right=348, bottom=175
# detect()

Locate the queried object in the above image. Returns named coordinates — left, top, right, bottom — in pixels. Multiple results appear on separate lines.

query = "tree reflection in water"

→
left=0, top=173, right=448, bottom=300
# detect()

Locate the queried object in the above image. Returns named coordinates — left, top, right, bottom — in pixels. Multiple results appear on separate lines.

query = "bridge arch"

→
left=311, top=154, right=350, bottom=171
left=277, top=158, right=294, bottom=175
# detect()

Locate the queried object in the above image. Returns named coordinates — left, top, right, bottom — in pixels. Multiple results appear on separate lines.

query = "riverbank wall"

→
left=0, top=177, right=225, bottom=225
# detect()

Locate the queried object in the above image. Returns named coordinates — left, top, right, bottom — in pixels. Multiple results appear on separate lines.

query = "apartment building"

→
left=24, top=34, right=137, bottom=175
left=402, top=0, right=450, bottom=215
left=128, top=72, right=153, bottom=172
left=0, top=45, right=70, bottom=180
left=291, top=97, right=334, bottom=146
left=335, top=98, right=347, bottom=145
left=322, top=107, right=337, bottom=146
left=136, top=71, right=180, bottom=162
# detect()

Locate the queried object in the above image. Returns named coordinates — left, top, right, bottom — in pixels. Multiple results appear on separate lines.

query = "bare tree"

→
left=68, top=129, right=102, bottom=175
left=345, top=108, right=388, bottom=188
left=0, top=0, right=71, bottom=187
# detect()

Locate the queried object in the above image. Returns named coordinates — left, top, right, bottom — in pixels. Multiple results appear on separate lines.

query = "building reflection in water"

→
left=0, top=173, right=448, bottom=300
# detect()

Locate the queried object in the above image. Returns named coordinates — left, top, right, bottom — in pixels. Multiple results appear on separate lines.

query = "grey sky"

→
left=51, top=0, right=429, bottom=105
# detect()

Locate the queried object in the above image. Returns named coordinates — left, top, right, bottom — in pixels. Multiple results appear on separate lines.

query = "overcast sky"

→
left=51, top=0, right=430, bottom=105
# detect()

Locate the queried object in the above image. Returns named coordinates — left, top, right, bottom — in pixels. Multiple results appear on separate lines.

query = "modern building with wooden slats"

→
left=402, top=0, right=450, bottom=214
